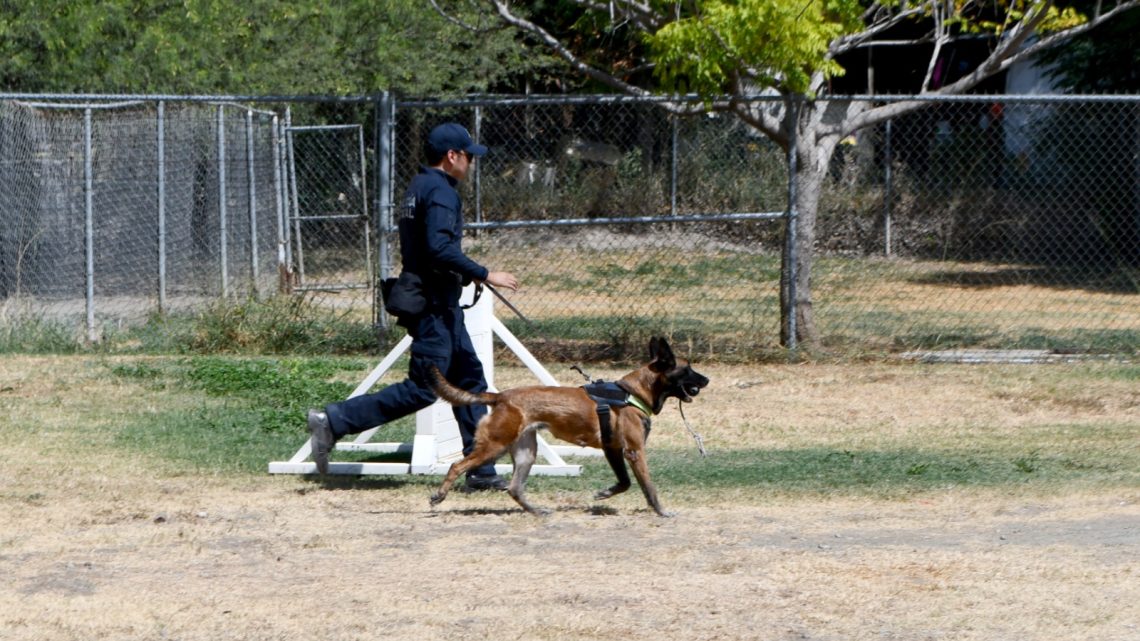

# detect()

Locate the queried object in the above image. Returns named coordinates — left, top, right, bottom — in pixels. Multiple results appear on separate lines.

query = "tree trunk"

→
left=779, top=131, right=837, bottom=349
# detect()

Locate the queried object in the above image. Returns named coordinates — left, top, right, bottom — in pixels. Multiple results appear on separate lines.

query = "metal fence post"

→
left=286, top=110, right=305, bottom=288
left=84, top=108, right=96, bottom=342
left=357, top=118, right=374, bottom=320
left=883, top=118, right=893, bottom=257
left=785, top=97, right=799, bottom=353
left=271, top=113, right=287, bottom=293
left=670, top=114, right=679, bottom=216
left=474, top=105, right=483, bottom=226
left=375, top=91, right=395, bottom=329
left=217, top=104, right=229, bottom=297
left=283, top=108, right=295, bottom=274
left=157, top=100, right=167, bottom=313
left=246, top=108, right=259, bottom=296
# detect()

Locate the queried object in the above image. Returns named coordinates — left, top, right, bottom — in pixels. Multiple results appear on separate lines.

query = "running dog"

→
left=429, top=337, right=709, bottom=517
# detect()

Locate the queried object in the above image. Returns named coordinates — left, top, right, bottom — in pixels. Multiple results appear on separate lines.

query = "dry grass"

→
left=822, top=257, right=1140, bottom=334
left=1, top=355, right=1138, bottom=641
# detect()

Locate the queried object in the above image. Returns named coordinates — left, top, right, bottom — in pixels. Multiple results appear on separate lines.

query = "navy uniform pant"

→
left=323, top=306, right=497, bottom=477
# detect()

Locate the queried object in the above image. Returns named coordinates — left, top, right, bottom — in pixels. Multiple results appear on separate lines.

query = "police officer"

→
left=307, top=122, right=519, bottom=491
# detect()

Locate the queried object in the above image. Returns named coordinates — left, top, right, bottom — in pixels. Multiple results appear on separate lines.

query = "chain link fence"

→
left=0, top=93, right=1135, bottom=358
left=0, top=98, right=285, bottom=340
left=0, top=96, right=378, bottom=341
left=392, top=95, right=1137, bottom=359
left=816, top=97, right=1139, bottom=356
left=285, top=123, right=373, bottom=306
left=386, top=96, right=791, bottom=360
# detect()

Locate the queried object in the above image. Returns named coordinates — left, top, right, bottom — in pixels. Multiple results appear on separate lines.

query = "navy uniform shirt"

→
left=399, top=166, right=489, bottom=307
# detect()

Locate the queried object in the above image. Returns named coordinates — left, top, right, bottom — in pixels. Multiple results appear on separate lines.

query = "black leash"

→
left=483, top=283, right=594, bottom=383
left=678, top=399, right=708, bottom=457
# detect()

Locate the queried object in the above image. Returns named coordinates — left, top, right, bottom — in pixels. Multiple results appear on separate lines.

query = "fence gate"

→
left=285, top=124, right=373, bottom=306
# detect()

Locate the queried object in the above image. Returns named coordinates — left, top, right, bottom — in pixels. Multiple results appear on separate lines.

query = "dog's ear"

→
left=649, top=337, right=676, bottom=372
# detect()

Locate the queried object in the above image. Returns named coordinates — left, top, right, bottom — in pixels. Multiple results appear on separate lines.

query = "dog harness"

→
left=581, top=381, right=652, bottom=447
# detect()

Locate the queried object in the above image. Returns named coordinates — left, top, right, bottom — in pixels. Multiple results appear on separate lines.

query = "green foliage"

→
left=961, top=1, right=1088, bottom=36
left=182, top=356, right=352, bottom=405
left=1087, top=364, right=1140, bottom=382
left=637, top=444, right=1139, bottom=494
left=1037, top=5, right=1140, bottom=92
left=98, top=351, right=1140, bottom=486
left=175, top=296, right=383, bottom=355
left=627, top=0, right=1103, bottom=96
left=0, top=312, right=84, bottom=353
left=0, top=0, right=550, bottom=95
left=111, top=349, right=1140, bottom=486
left=0, top=296, right=389, bottom=355
left=645, top=0, right=862, bottom=94
left=112, top=355, right=369, bottom=472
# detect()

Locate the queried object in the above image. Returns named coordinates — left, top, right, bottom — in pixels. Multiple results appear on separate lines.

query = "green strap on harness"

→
left=624, top=392, right=653, bottom=417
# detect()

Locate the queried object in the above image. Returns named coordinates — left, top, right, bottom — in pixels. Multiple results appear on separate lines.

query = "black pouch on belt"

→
left=382, top=271, right=427, bottom=318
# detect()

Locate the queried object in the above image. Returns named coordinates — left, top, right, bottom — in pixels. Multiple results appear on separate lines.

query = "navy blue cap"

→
left=427, top=123, right=487, bottom=157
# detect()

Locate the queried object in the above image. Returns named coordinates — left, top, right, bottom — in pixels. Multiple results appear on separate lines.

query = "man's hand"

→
left=483, top=271, right=519, bottom=292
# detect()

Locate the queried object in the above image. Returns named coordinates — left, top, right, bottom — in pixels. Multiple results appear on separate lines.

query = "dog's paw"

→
left=594, top=484, right=629, bottom=500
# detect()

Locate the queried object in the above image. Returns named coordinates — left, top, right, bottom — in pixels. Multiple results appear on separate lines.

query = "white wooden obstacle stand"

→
left=268, top=285, right=593, bottom=476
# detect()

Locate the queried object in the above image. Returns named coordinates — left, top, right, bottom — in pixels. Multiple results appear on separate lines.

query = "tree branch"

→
left=483, top=0, right=728, bottom=121
left=844, top=0, right=1140, bottom=133
left=427, top=0, right=501, bottom=33
left=488, top=0, right=652, bottom=96
left=935, top=1, right=1073, bottom=96
left=473, top=0, right=1140, bottom=142
left=571, top=0, right=668, bottom=31
left=831, top=4, right=932, bottom=56
left=919, top=1, right=953, bottom=92
left=984, top=0, right=1140, bottom=70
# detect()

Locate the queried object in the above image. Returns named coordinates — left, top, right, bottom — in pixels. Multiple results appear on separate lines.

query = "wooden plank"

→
left=268, top=461, right=581, bottom=476
left=268, top=462, right=411, bottom=475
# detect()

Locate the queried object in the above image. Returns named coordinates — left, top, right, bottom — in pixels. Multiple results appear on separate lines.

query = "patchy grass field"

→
left=1, top=355, right=1138, bottom=640
left=467, top=231, right=1140, bottom=357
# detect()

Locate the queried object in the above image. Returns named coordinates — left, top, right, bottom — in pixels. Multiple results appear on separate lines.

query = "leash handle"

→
left=460, top=282, right=483, bottom=309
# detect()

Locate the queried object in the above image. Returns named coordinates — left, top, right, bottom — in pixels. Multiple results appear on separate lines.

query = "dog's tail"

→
left=429, top=366, right=500, bottom=407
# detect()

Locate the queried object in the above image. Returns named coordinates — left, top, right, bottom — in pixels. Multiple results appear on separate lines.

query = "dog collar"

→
left=625, top=392, right=653, bottom=416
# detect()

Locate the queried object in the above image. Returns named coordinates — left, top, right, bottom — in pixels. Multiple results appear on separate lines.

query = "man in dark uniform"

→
left=307, top=122, right=519, bottom=491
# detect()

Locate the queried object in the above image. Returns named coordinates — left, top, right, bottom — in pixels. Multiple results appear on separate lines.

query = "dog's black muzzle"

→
left=672, top=367, right=710, bottom=403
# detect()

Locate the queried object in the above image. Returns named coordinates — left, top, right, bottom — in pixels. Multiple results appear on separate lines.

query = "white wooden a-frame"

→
left=267, top=285, right=595, bottom=476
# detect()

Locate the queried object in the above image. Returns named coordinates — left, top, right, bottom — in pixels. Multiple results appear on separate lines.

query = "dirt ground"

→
left=1, top=357, right=1138, bottom=640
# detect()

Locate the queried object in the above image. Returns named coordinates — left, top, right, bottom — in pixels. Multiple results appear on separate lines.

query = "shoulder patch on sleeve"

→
left=400, top=194, right=417, bottom=220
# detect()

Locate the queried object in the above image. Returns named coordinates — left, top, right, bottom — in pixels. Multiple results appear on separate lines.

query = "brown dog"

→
left=429, top=337, right=709, bottom=517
